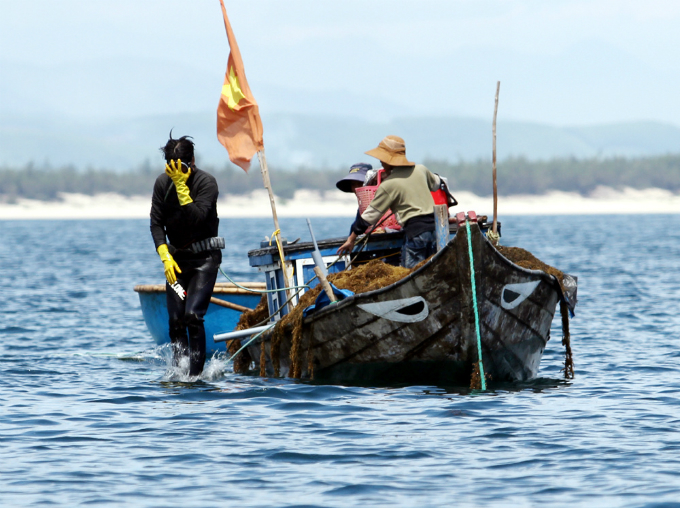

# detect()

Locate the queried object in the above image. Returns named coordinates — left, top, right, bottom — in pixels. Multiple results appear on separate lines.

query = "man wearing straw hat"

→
left=337, top=135, right=442, bottom=268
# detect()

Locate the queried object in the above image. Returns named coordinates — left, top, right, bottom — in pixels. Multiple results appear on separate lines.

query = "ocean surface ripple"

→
left=1, top=216, right=680, bottom=507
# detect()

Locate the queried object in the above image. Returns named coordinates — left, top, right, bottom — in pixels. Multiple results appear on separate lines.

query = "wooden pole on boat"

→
left=434, top=204, right=449, bottom=252
left=209, top=297, right=252, bottom=313
left=257, top=149, right=292, bottom=300
left=257, top=149, right=280, bottom=232
left=314, top=267, right=337, bottom=303
left=492, top=81, right=500, bottom=239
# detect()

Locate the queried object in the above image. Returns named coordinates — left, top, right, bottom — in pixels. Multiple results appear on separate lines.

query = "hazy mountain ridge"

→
left=3, top=43, right=680, bottom=170
left=2, top=111, right=680, bottom=171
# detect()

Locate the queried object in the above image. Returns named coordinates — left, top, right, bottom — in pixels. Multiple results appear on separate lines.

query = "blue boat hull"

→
left=136, top=288, right=263, bottom=354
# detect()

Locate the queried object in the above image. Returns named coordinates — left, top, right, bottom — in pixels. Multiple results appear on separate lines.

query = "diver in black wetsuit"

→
left=150, top=133, right=223, bottom=376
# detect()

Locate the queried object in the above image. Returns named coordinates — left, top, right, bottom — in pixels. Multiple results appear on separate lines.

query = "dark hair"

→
left=161, top=130, right=195, bottom=163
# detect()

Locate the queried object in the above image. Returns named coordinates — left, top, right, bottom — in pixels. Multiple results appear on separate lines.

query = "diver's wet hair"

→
left=161, top=130, right=195, bottom=163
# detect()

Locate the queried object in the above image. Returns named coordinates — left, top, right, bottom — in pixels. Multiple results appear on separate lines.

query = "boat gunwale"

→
left=134, top=282, right=267, bottom=295
left=246, top=221, right=498, bottom=258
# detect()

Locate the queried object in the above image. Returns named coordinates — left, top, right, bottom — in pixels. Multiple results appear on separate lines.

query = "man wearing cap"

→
left=336, top=162, right=373, bottom=235
left=337, top=135, right=442, bottom=268
left=336, top=162, right=373, bottom=194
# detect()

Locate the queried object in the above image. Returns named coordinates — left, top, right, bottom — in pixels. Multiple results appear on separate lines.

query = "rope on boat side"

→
left=560, top=301, right=575, bottom=379
left=465, top=219, right=486, bottom=391
left=218, top=228, right=312, bottom=294
left=219, top=267, right=309, bottom=293
left=224, top=324, right=276, bottom=367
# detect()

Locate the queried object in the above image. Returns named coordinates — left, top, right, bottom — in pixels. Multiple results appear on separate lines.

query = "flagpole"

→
left=216, top=1, right=293, bottom=307
left=257, top=149, right=292, bottom=302
left=492, top=81, right=500, bottom=239
left=257, top=150, right=280, bottom=231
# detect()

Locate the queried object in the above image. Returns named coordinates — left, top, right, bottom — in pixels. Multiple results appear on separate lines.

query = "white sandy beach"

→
left=1, top=187, right=679, bottom=220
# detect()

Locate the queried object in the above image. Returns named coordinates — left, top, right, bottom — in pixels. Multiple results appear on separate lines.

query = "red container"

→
left=432, top=187, right=448, bottom=205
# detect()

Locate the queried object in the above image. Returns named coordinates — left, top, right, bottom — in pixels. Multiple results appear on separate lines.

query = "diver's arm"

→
left=179, top=173, right=218, bottom=225
left=150, top=177, right=168, bottom=250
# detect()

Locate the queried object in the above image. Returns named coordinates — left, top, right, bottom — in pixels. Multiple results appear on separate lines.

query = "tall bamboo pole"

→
left=257, top=150, right=280, bottom=231
left=257, top=149, right=292, bottom=304
left=492, top=81, right=500, bottom=236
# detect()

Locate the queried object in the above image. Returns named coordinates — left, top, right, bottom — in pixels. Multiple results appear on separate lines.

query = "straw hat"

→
left=365, top=135, right=415, bottom=166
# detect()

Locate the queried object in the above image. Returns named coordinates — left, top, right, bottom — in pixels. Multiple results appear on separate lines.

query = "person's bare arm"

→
left=337, top=232, right=358, bottom=255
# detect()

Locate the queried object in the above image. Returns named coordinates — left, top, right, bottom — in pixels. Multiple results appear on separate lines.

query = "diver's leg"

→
left=166, top=278, right=188, bottom=367
left=184, top=252, right=220, bottom=376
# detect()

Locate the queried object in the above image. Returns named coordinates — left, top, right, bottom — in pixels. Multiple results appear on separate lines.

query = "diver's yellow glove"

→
left=157, top=244, right=181, bottom=285
left=165, top=159, right=193, bottom=206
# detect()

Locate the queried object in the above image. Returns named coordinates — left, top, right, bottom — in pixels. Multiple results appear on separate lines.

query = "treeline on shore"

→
left=2, top=154, right=680, bottom=201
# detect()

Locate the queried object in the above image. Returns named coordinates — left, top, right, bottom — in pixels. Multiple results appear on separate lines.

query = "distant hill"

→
left=3, top=154, right=680, bottom=201
left=2, top=111, right=680, bottom=171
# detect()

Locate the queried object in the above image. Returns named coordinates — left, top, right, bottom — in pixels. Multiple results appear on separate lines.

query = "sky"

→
left=2, top=0, right=680, bottom=169
left=2, top=0, right=680, bottom=125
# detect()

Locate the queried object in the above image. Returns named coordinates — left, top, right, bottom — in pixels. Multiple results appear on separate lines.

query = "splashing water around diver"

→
left=161, top=345, right=232, bottom=382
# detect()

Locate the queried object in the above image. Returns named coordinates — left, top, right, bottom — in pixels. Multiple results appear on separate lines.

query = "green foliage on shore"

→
left=427, top=155, right=680, bottom=196
left=1, top=154, right=680, bottom=201
left=0, top=163, right=158, bottom=202
left=0, top=162, right=349, bottom=202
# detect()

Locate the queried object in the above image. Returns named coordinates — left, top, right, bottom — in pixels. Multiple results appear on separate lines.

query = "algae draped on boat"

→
left=231, top=260, right=414, bottom=376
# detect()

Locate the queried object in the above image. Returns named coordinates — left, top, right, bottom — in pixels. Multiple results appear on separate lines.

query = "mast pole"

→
left=492, top=81, right=500, bottom=237
left=257, top=150, right=280, bottom=231
left=257, top=150, right=292, bottom=303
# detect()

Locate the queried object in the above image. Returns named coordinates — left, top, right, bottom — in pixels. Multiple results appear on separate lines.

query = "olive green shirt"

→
left=361, top=164, right=441, bottom=226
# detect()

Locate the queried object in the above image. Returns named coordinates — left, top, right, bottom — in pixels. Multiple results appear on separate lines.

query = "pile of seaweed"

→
left=235, top=295, right=269, bottom=330
left=328, top=259, right=412, bottom=294
left=496, top=245, right=564, bottom=289
left=230, top=260, right=412, bottom=377
left=229, top=294, right=269, bottom=374
left=270, top=260, right=413, bottom=378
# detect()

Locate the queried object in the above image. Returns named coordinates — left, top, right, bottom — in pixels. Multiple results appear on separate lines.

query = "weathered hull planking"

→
left=248, top=223, right=575, bottom=385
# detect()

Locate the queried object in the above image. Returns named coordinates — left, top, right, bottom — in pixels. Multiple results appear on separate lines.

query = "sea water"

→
left=1, top=215, right=680, bottom=507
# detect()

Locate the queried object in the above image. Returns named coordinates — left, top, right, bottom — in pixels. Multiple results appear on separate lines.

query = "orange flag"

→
left=216, top=0, right=264, bottom=171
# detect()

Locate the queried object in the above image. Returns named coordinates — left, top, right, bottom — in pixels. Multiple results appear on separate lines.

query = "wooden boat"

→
left=134, top=282, right=265, bottom=353
left=246, top=222, right=577, bottom=385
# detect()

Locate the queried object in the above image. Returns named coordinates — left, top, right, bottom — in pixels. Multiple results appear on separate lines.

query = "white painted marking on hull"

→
left=500, top=281, right=540, bottom=310
left=357, top=296, right=429, bottom=323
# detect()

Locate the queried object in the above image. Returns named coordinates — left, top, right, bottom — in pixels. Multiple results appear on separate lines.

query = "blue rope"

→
left=465, top=220, right=486, bottom=390
left=219, top=266, right=309, bottom=293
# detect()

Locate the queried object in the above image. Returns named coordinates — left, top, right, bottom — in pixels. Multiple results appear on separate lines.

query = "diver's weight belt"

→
left=189, top=237, right=225, bottom=254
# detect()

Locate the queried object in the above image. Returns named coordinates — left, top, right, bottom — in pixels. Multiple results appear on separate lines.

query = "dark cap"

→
left=336, top=162, right=373, bottom=193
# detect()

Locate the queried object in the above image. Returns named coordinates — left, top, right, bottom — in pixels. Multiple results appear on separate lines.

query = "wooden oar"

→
left=209, top=297, right=252, bottom=312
